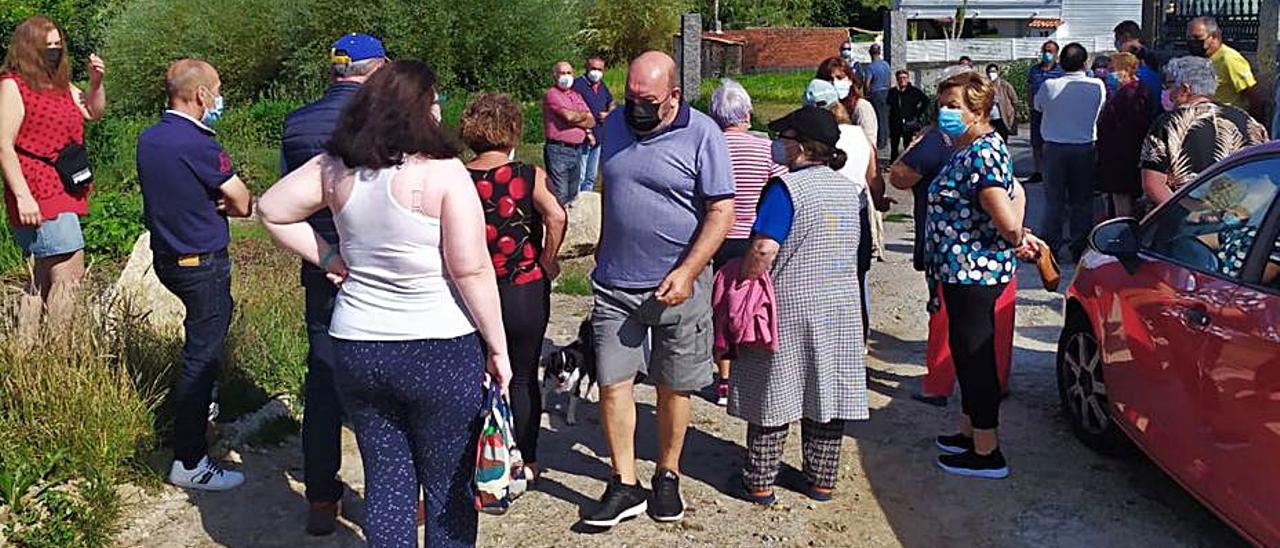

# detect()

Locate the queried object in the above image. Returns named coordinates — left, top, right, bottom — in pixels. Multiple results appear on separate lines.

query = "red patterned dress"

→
left=1, top=72, right=88, bottom=225
left=468, top=162, right=545, bottom=286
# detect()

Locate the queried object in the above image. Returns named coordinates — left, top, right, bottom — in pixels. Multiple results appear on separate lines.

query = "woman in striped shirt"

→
left=708, top=79, right=785, bottom=406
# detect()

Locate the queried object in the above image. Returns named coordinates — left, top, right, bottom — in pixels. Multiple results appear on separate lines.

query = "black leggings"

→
left=499, top=278, right=551, bottom=463
left=941, top=283, right=1006, bottom=430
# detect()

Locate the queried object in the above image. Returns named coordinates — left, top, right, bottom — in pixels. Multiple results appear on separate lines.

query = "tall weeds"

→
left=0, top=293, right=173, bottom=546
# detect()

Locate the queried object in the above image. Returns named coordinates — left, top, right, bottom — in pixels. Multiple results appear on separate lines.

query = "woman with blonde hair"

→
left=1095, top=52, right=1152, bottom=218
left=0, top=15, right=105, bottom=321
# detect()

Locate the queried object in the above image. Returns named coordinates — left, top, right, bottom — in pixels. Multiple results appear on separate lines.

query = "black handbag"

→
left=16, top=142, right=93, bottom=194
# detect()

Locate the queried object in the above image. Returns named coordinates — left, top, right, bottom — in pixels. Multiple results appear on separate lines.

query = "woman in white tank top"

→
left=259, top=60, right=509, bottom=548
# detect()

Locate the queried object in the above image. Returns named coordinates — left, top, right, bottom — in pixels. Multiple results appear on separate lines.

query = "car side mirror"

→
left=1089, top=217, right=1140, bottom=259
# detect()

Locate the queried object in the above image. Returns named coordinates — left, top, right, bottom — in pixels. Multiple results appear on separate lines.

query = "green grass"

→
left=554, top=270, right=592, bottom=296
left=884, top=212, right=913, bottom=223
left=701, top=71, right=812, bottom=105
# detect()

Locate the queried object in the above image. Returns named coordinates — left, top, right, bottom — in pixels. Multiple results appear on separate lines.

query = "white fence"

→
left=844, top=35, right=1117, bottom=64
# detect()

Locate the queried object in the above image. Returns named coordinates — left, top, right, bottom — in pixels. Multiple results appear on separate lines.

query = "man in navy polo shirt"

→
left=572, top=55, right=614, bottom=192
left=138, top=59, right=252, bottom=492
left=280, top=33, right=386, bottom=536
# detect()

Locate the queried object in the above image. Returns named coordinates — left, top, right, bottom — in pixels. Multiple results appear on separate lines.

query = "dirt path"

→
left=112, top=209, right=1244, bottom=548
left=112, top=136, right=1246, bottom=546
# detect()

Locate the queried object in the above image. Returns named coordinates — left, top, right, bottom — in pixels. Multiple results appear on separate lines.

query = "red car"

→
left=1059, top=141, right=1280, bottom=547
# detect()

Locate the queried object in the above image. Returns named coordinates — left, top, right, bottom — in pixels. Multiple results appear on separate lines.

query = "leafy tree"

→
left=581, top=0, right=689, bottom=63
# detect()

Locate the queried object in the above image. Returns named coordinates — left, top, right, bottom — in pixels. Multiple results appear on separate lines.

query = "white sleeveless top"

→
left=328, top=166, right=475, bottom=341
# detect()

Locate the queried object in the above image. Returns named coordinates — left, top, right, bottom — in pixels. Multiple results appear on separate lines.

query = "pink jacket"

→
left=712, top=258, right=778, bottom=360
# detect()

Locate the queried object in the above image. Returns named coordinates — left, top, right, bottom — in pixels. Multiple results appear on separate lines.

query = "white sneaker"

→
left=169, top=457, right=245, bottom=491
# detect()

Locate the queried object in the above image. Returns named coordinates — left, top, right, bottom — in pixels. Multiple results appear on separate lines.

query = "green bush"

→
left=582, top=0, right=689, bottom=64
left=447, top=0, right=579, bottom=99
left=101, top=0, right=290, bottom=115
left=84, top=115, right=150, bottom=193
left=81, top=191, right=144, bottom=258
left=0, top=0, right=126, bottom=72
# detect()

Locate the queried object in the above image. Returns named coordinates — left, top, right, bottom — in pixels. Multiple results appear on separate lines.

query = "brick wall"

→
left=712, top=28, right=851, bottom=72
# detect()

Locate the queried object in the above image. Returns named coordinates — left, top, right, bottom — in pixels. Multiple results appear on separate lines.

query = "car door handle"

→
left=1184, top=306, right=1211, bottom=328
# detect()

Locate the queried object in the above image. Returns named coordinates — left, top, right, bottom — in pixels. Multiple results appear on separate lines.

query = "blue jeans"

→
left=334, top=335, right=484, bottom=548
left=870, top=90, right=890, bottom=150
left=301, top=268, right=344, bottom=503
left=579, top=143, right=601, bottom=191
left=544, top=141, right=584, bottom=205
left=154, top=249, right=233, bottom=468
left=1042, top=142, right=1098, bottom=259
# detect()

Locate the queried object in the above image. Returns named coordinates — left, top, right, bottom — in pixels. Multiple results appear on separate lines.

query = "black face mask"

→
left=1187, top=38, right=1208, bottom=57
left=625, top=98, right=663, bottom=133
left=43, top=48, right=63, bottom=71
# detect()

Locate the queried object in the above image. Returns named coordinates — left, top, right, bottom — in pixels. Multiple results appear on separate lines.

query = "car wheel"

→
left=1057, top=315, right=1127, bottom=454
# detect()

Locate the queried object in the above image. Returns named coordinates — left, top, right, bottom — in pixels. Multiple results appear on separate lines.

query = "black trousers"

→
left=499, top=278, right=551, bottom=463
left=941, top=283, right=1006, bottom=430
left=301, top=269, right=344, bottom=503
left=992, top=119, right=1011, bottom=143
left=889, top=126, right=916, bottom=161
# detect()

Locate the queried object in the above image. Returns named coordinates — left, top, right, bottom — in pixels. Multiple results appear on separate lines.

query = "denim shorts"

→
left=13, top=212, right=85, bottom=258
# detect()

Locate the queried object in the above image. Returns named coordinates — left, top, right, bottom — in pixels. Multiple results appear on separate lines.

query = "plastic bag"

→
left=473, top=384, right=527, bottom=515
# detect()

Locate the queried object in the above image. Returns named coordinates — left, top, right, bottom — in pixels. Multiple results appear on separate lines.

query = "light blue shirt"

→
left=594, top=104, right=736, bottom=288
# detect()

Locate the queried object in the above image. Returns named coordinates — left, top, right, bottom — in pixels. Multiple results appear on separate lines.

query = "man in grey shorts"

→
left=582, top=51, right=735, bottom=529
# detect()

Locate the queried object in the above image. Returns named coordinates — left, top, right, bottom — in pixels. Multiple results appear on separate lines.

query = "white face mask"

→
left=508, top=148, right=516, bottom=161
left=587, top=69, right=603, bottom=83
left=833, top=79, right=853, bottom=99
left=557, top=74, right=574, bottom=89
left=988, top=72, right=999, bottom=81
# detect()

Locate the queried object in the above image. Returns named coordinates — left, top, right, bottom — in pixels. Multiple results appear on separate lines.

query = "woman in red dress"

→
left=1095, top=52, right=1151, bottom=218
left=0, top=15, right=105, bottom=319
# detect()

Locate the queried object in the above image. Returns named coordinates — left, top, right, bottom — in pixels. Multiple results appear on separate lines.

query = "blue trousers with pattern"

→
left=334, top=335, right=484, bottom=548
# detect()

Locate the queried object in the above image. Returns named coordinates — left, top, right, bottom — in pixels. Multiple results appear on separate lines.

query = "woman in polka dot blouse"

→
left=924, top=72, right=1045, bottom=479
left=0, top=16, right=106, bottom=322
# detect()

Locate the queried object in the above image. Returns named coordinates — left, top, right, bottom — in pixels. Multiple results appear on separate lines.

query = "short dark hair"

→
left=1041, top=40, right=1059, bottom=52
left=1060, top=42, right=1088, bottom=72
left=326, top=60, right=462, bottom=169
left=1114, top=20, right=1142, bottom=41
left=985, top=63, right=999, bottom=72
left=895, top=69, right=909, bottom=78
left=959, top=55, right=972, bottom=63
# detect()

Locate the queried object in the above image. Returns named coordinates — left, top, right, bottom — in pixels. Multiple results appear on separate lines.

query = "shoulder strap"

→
left=13, top=143, right=55, bottom=165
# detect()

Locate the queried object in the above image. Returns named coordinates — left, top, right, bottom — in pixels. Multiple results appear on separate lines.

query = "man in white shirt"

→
left=1034, top=42, right=1106, bottom=261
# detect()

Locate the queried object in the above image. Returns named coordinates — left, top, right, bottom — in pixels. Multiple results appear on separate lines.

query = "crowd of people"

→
left=2, top=11, right=1278, bottom=548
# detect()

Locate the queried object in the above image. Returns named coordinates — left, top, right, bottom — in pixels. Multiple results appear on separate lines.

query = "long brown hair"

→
left=325, top=60, right=462, bottom=169
left=2, top=16, right=70, bottom=91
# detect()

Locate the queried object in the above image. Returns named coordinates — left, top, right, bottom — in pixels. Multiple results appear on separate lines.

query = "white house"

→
left=896, top=0, right=1142, bottom=41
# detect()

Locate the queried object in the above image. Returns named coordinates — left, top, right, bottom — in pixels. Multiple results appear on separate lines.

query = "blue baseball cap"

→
left=804, top=79, right=841, bottom=108
left=331, top=33, right=386, bottom=64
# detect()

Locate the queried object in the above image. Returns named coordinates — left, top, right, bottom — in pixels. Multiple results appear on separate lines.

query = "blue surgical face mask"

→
left=202, top=93, right=225, bottom=126
left=937, top=107, right=968, bottom=138
left=1106, top=73, right=1120, bottom=88
left=1041, top=51, right=1055, bottom=64
left=833, top=79, right=853, bottom=99
left=770, top=138, right=791, bottom=165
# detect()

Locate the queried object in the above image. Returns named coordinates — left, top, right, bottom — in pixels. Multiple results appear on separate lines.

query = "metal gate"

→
left=1161, top=0, right=1261, bottom=53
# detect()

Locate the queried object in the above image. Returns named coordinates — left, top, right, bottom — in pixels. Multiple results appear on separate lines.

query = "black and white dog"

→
left=542, top=320, right=596, bottom=425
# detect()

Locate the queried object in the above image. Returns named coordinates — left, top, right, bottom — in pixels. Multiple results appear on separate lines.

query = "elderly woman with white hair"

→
left=707, top=79, right=786, bottom=406
left=1140, top=55, right=1268, bottom=208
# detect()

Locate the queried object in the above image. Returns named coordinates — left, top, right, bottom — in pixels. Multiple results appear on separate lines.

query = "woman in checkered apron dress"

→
left=728, top=106, right=868, bottom=505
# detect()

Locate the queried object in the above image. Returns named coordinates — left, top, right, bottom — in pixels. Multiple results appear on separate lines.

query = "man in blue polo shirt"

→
left=279, top=33, right=386, bottom=536
left=572, top=55, right=614, bottom=192
left=138, top=59, right=252, bottom=492
left=583, top=51, right=734, bottom=530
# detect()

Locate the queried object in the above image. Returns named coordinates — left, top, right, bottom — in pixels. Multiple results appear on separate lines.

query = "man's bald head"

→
left=166, top=59, right=219, bottom=105
left=628, top=51, right=678, bottom=97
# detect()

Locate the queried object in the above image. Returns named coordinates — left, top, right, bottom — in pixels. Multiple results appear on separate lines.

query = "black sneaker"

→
left=582, top=475, right=649, bottom=528
left=937, top=449, right=1010, bottom=479
left=935, top=433, right=974, bottom=455
left=648, top=468, right=685, bottom=522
